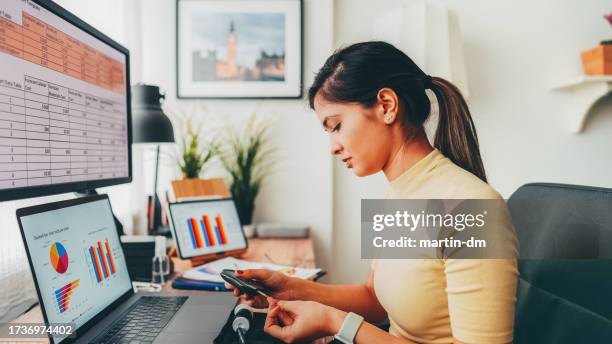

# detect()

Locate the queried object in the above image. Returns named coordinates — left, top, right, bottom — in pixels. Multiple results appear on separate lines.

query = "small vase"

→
left=581, top=44, right=612, bottom=75
left=171, top=178, right=231, bottom=200
left=243, top=224, right=256, bottom=238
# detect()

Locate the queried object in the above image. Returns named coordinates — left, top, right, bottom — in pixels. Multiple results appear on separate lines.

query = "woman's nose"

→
left=330, top=136, right=342, bottom=156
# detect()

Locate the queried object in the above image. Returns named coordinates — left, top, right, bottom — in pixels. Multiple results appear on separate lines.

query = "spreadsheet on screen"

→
left=0, top=0, right=129, bottom=191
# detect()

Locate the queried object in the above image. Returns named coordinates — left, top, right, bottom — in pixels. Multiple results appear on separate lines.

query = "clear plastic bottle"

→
left=151, top=236, right=170, bottom=285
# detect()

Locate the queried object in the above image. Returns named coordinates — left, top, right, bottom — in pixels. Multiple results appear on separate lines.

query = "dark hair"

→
left=308, top=41, right=487, bottom=182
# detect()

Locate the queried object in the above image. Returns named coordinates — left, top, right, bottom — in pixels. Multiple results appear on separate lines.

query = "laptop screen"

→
left=18, top=197, right=132, bottom=343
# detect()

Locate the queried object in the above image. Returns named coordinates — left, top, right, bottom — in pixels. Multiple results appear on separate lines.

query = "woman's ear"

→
left=376, top=88, right=399, bottom=125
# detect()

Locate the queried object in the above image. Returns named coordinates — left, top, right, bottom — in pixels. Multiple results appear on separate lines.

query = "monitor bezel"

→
left=16, top=193, right=135, bottom=344
left=0, top=0, right=133, bottom=202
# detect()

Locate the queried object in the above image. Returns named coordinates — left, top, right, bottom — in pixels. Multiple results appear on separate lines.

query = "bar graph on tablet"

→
left=186, top=213, right=229, bottom=248
left=169, top=199, right=247, bottom=258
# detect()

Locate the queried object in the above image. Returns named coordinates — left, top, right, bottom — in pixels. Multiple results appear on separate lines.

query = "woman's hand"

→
left=264, top=298, right=346, bottom=343
left=224, top=269, right=300, bottom=308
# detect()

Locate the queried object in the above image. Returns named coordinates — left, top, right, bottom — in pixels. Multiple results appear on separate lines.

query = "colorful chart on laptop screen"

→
left=54, top=279, right=80, bottom=313
left=50, top=242, right=69, bottom=274
left=169, top=199, right=247, bottom=258
left=19, top=197, right=132, bottom=341
left=86, top=239, right=117, bottom=284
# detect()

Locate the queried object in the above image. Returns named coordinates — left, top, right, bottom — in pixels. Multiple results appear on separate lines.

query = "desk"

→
left=4, top=238, right=315, bottom=344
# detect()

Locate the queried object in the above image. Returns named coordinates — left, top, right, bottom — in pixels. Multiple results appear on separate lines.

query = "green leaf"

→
left=221, top=114, right=276, bottom=224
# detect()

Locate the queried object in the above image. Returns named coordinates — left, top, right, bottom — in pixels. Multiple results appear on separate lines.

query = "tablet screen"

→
left=168, top=198, right=247, bottom=258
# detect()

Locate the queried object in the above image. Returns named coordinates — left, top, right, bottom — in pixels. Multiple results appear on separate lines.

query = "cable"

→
left=237, top=328, right=247, bottom=344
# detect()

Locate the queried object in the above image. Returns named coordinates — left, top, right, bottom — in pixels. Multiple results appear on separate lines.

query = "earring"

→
left=384, top=114, right=393, bottom=124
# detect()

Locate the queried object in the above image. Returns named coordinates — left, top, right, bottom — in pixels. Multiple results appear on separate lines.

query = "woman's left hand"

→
left=264, top=298, right=346, bottom=343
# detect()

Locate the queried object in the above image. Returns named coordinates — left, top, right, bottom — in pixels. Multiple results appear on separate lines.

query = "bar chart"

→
left=170, top=199, right=247, bottom=257
left=186, top=213, right=229, bottom=248
left=54, top=278, right=80, bottom=314
left=87, top=239, right=116, bottom=283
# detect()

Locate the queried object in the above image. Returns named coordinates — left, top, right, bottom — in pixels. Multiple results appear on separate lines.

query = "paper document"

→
left=183, top=256, right=322, bottom=282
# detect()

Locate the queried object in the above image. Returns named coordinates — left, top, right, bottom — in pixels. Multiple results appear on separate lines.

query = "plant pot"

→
left=243, top=224, right=256, bottom=238
left=171, top=177, right=231, bottom=200
left=581, top=44, right=612, bottom=75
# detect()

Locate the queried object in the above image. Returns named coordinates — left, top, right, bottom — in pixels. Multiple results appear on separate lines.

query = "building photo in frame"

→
left=177, top=0, right=303, bottom=98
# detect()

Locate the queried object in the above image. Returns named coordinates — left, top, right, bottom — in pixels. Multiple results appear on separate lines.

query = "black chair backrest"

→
left=508, top=183, right=612, bottom=343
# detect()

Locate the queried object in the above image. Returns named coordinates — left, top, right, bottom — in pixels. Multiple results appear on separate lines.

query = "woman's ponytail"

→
left=429, top=77, right=487, bottom=182
left=307, top=41, right=488, bottom=182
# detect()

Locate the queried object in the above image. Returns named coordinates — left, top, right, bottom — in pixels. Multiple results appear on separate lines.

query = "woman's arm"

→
left=232, top=268, right=387, bottom=323
left=294, top=268, right=387, bottom=323
left=265, top=300, right=469, bottom=344
left=350, top=319, right=468, bottom=344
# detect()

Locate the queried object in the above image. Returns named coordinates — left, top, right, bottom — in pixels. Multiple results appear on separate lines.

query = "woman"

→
left=228, top=41, right=518, bottom=344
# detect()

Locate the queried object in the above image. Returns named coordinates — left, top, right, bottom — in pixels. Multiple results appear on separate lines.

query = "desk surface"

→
left=4, top=238, right=315, bottom=344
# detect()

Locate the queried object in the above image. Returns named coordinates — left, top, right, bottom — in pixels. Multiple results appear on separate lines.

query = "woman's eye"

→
left=332, top=123, right=341, bottom=132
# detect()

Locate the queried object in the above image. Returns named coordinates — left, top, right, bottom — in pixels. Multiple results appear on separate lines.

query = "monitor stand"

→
left=75, top=189, right=125, bottom=237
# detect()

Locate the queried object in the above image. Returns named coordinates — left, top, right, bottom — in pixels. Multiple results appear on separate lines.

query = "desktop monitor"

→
left=0, top=0, right=131, bottom=202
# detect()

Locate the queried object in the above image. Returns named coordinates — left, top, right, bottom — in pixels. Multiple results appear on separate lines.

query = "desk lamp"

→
left=131, top=84, right=175, bottom=234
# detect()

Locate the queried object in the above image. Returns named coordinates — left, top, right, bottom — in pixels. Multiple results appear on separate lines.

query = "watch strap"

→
left=333, top=312, right=364, bottom=344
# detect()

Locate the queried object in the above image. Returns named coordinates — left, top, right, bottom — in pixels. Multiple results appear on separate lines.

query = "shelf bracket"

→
left=552, top=77, right=612, bottom=133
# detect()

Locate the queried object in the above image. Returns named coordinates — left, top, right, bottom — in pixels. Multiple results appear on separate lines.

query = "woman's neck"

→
left=382, top=134, right=433, bottom=182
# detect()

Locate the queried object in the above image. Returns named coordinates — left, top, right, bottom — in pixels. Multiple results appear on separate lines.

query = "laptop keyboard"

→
left=90, top=296, right=188, bottom=344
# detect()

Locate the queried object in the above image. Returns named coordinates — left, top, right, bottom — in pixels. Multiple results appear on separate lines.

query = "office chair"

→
left=508, top=183, right=612, bottom=343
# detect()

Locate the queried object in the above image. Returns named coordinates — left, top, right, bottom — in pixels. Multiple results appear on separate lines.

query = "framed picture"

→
left=176, top=0, right=303, bottom=99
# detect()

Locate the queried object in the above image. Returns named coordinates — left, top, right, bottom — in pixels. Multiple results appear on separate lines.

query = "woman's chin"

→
left=352, top=165, right=375, bottom=177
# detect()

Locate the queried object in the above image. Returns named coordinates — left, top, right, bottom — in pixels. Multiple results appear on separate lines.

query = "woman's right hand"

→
left=224, top=269, right=300, bottom=308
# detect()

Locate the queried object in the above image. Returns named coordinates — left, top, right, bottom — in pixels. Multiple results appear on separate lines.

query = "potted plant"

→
left=221, top=114, right=275, bottom=237
left=178, top=120, right=217, bottom=178
left=171, top=117, right=229, bottom=200
left=581, top=13, right=612, bottom=75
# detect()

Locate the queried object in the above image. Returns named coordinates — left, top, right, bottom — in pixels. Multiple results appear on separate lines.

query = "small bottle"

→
left=151, top=236, right=170, bottom=285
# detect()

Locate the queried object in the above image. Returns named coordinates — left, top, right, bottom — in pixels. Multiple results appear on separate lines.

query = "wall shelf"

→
left=551, top=76, right=612, bottom=133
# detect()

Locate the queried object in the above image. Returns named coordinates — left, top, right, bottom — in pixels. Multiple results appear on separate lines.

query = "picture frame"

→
left=176, top=0, right=303, bottom=99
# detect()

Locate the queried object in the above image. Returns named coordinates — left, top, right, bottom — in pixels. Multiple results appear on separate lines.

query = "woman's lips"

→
left=343, top=157, right=352, bottom=168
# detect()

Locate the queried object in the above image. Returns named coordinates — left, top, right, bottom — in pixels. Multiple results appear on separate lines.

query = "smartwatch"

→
left=333, top=312, right=364, bottom=344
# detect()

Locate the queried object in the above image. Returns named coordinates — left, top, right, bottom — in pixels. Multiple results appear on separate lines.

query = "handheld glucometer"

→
left=220, top=269, right=270, bottom=298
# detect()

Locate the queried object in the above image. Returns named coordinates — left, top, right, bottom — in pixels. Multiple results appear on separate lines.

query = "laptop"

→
left=16, top=194, right=237, bottom=344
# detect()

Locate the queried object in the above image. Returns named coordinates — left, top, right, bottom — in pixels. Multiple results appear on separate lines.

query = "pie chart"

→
left=50, top=242, right=69, bottom=274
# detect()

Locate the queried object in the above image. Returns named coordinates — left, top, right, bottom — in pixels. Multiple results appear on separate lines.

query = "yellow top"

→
left=372, top=149, right=518, bottom=344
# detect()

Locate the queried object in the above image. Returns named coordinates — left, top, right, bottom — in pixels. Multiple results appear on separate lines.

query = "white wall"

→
left=138, top=0, right=335, bottom=271
left=332, top=0, right=612, bottom=283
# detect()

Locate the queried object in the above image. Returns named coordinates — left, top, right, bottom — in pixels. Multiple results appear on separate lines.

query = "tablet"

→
left=168, top=198, right=248, bottom=260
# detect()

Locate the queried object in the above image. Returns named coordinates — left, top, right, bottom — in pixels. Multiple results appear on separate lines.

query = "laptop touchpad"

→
left=154, top=295, right=235, bottom=343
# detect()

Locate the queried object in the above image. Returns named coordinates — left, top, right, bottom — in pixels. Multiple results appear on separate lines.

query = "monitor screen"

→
left=0, top=0, right=131, bottom=201
left=18, top=196, right=132, bottom=343
left=168, top=198, right=248, bottom=259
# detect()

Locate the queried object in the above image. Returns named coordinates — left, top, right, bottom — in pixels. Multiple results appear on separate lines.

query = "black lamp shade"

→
left=131, top=84, right=175, bottom=143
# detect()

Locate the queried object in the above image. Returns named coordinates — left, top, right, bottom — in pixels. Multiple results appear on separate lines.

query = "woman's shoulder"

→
left=425, top=154, right=502, bottom=200
left=387, top=149, right=503, bottom=200
left=442, top=163, right=501, bottom=199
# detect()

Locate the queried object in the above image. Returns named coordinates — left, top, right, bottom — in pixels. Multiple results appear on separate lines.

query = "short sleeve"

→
left=444, top=258, right=518, bottom=343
